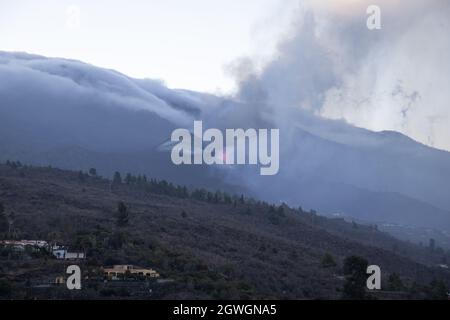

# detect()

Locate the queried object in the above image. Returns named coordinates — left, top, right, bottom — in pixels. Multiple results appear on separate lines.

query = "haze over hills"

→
left=1, top=51, right=450, bottom=233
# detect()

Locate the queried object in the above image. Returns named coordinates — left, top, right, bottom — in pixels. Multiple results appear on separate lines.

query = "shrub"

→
left=0, top=279, right=12, bottom=297
left=387, top=273, right=405, bottom=291
left=342, top=256, right=369, bottom=300
left=321, top=253, right=337, bottom=268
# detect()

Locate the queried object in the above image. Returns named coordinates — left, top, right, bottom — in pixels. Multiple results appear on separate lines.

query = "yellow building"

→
left=103, top=265, right=160, bottom=280
left=55, top=276, right=65, bottom=285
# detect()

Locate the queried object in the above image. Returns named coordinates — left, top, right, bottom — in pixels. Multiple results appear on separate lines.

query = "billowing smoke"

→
left=232, top=0, right=450, bottom=151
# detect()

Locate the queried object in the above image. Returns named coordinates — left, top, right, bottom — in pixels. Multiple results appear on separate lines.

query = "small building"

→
left=52, top=249, right=66, bottom=259
left=23, top=240, right=49, bottom=248
left=103, top=265, right=160, bottom=280
left=65, top=252, right=85, bottom=260
left=51, top=245, right=85, bottom=260
left=55, top=276, right=65, bottom=285
left=0, top=240, right=49, bottom=251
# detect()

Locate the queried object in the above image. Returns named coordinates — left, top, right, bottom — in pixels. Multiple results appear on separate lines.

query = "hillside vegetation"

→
left=0, top=162, right=449, bottom=299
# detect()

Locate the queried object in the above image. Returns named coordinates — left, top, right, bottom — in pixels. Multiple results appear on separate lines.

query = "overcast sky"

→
left=0, top=0, right=297, bottom=94
left=1, top=0, right=449, bottom=151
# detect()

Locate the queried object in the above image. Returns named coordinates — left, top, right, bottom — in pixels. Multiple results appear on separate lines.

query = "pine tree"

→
left=223, top=193, right=232, bottom=204
left=113, top=171, right=122, bottom=184
left=321, top=253, right=337, bottom=268
left=77, top=171, right=85, bottom=182
left=182, top=186, right=188, bottom=198
left=116, top=202, right=129, bottom=227
left=429, top=280, right=448, bottom=300
left=0, top=279, right=12, bottom=298
left=429, top=238, right=436, bottom=252
left=387, top=273, right=405, bottom=291
left=342, top=256, right=369, bottom=299
left=0, top=202, right=8, bottom=233
left=125, top=173, right=132, bottom=185
left=214, top=191, right=221, bottom=203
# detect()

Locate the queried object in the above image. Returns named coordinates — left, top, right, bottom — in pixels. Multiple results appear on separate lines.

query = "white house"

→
left=52, top=245, right=85, bottom=260
left=0, top=240, right=49, bottom=251
left=65, top=252, right=85, bottom=260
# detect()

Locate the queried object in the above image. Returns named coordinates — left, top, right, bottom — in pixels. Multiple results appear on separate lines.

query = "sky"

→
left=0, top=0, right=296, bottom=94
left=1, top=0, right=450, bottom=151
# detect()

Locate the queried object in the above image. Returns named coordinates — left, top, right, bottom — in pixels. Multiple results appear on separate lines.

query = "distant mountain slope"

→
left=1, top=51, right=450, bottom=233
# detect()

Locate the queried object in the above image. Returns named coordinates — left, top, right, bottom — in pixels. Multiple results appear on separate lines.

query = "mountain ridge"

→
left=1, top=50, right=450, bottom=235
